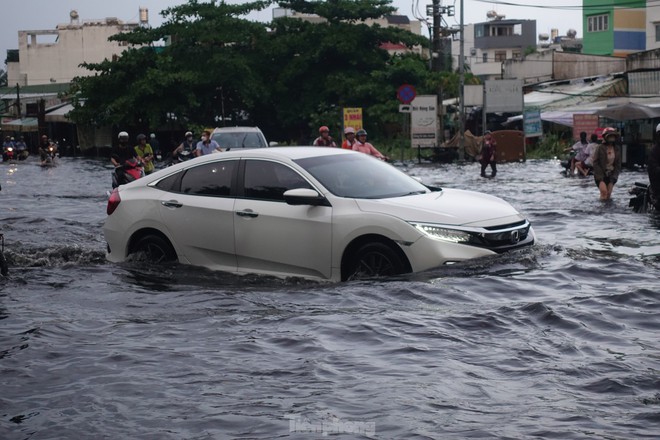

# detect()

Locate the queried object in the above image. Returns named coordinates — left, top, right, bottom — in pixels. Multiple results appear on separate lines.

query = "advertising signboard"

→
left=484, top=80, right=523, bottom=113
left=572, top=114, right=599, bottom=141
left=343, top=107, right=363, bottom=135
left=410, top=95, right=437, bottom=148
left=524, top=106, right=542, bottom=137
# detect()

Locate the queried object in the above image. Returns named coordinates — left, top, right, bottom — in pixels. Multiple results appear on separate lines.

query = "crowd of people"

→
left=563, top=126, right=660, bottom=207
left=103, top=124, right=657, bottom=209
left=564, top=128, right=624, bottom=201
left=313, top=125, right=388, bottom=160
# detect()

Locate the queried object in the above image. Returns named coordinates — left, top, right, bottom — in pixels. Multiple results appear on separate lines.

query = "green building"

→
left=582, top=0, right=646, bottom=56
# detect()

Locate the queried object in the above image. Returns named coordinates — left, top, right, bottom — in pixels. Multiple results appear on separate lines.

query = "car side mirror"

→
left=283, top=188, right=330, bottom=207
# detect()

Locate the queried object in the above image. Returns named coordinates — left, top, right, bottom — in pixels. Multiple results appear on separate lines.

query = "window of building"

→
left=483, top=52, right=488, bottom=63
left=588, top=14, right=609, bottom=32
left=512, top=49, right=521, bottom=59
left=494, top=51, right=507, bottom=62
left=475, top=25, right=484, bottom=38
left=655, top=23, right=660, bottom=42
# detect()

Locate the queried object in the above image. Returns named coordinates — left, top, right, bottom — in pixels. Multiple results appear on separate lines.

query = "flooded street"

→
left=1, top=155, right=659, bottom=439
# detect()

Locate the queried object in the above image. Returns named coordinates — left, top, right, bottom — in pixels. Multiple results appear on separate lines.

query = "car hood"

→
left=354, top=188, right=525, bottom=227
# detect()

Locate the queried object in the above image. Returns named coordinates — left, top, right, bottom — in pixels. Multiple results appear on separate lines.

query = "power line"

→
left=471, top=0, right=660, bottom=12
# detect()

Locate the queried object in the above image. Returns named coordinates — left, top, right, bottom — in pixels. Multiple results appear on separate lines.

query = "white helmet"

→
left=656, top=122, right=660, bottom=133
left=185, top=131, right=193, bottom=137
left=118, top=131, right=129, bottom=139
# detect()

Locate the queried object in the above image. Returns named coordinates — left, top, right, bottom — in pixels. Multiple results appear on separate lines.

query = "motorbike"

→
left=628, top=182, right=657, bottom=213
left=40, top=145, right=59, bottom=167
left=112, top=158, right=144, bottom=188
left=2, top=146, right=15, bottom=162
left=166, top=149, right=194, bottom=167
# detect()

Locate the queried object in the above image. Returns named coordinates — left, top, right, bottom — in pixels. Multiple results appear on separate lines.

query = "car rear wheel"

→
left=346, top=242, right=406, bottom=281
left=132, top=234, right=177, bottom=263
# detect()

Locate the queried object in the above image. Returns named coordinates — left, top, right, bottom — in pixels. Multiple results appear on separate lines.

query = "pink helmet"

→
left=602, top=127, right=620, bottom=142
left=344, top=127, right=355, bottom=135
left=319, top=126, right=329, bottom=133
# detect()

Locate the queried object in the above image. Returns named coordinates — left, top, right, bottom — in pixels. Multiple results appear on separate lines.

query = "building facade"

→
left=582, top=0, right=646, bottom=57
left=7, top=9, right=146, bottom=87
left=451, top=16, right=536, bottom=81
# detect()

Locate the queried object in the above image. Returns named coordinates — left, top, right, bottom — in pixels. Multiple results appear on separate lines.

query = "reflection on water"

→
left=1, top=156, right=659, bottom=439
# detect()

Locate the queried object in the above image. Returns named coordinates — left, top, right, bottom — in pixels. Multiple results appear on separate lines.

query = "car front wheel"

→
left=131, top=234, right=177, bottom=263
left=345, top=242, right=406, bottom=281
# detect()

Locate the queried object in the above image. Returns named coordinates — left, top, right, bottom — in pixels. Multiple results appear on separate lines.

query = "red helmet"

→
left=319, top=126, right=329, bottom=133
left=602, top=127, right=620, bottom=142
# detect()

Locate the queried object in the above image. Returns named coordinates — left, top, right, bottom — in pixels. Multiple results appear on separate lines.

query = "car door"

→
left=157, top=160, right=238, bottom=272
left=233, top=159, right=333, bottom=280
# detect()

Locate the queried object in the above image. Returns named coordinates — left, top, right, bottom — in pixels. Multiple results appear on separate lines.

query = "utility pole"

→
left=458, top=0, right=465, bottom=161
left=16, top=83, right=21, bottom=118
left=432, top=0, right=442, bottom=71
left=429, top=0, right=454, bottom=72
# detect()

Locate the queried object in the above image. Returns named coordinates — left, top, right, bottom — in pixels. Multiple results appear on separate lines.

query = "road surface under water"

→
left=1, top=156, right=659, bottom=439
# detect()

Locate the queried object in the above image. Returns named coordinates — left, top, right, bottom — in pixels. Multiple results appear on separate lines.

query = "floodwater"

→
left=1, top=155, right=659, bottom=439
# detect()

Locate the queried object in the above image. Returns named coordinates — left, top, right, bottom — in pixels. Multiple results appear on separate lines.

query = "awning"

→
left=524, top=77, right=626, bottom=110
left=45, top=103, right=74, bottom=123
left=1, top=117, right=39, bottom=132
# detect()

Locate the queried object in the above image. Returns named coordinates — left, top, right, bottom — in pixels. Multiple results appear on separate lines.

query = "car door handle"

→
left=161, top=200, right=183, bottom=208
left=236, top=209, right=258, bottom=218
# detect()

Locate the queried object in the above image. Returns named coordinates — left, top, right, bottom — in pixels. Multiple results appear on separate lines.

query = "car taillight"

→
left=107, top=188, right=121, bottom=215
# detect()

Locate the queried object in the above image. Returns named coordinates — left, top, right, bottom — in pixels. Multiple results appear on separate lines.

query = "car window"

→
left=295, top=154, right=429, bottom=199
left=243, top=160, right=312, bottom=201
left=180, top=161, right=236, bottom=197
left=212, top=132, right=266, bottom=149
left=154, top=171, right=183, bottom=192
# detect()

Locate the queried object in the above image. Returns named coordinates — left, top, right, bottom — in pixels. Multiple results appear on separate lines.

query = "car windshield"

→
left=212, top=131, right=266, bottom=149
left=295, top=154, right=430, bottom=199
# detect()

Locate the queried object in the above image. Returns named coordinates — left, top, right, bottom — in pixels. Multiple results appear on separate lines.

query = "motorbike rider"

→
left=352, top=129, right=387, bottom=160
left=171, top=131, right=196, bottom=163
left=2, top=136, right=15, bottom=162
left=38, top=135, right=58, bottom=165
left=134, top=133, right=155, bottom=175
left=313, top=126, right=338, bottom=147
left=111, top=131, right=142, bottom=188
left=15, top=136, right=28, bottom=160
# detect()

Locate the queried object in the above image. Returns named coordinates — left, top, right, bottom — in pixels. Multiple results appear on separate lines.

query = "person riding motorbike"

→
left=111, top=131, right=143, bottom=188
left=15, top=136, right=29, bottom=160
left=313, top=126, right=338, bottom=147
left=38, top=135, right=58, bottom=166
left=2, top=136, right=15, bottom=162
left=134, top=133, right=155, bottom=175
left=171, top=131, right=196, bottom=164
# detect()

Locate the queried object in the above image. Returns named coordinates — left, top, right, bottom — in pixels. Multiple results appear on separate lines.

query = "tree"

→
left=69, top=0, right=433, bottom=143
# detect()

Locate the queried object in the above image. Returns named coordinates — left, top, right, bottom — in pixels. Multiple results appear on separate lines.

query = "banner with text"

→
left=410, top=95, right=438, bottom=148
left=343, top=108, right=363, bottom=137
left=572, top=114, right=599, bottom=141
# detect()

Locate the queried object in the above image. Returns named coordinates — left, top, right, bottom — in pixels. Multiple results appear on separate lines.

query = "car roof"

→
left=191, top=146, right=355, bottom=163
left=212, top=126, right=263, bottom=133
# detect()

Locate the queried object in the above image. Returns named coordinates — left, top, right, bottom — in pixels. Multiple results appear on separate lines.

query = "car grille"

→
left=470, top=220, right=533, bottom=252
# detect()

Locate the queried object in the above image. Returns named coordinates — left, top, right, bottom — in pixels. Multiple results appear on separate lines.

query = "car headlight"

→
left=411, top=223, right=473, bottom=243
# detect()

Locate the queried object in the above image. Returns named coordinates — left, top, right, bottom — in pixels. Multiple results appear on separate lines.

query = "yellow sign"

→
left=343, top=107, right=363, bottom=135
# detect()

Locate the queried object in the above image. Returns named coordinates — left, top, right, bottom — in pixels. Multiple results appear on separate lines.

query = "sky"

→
left=0, top=0, right=583, bottom=68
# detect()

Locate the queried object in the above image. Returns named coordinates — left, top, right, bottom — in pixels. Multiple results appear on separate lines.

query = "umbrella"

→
left=595, top=102, right=660, bottom=121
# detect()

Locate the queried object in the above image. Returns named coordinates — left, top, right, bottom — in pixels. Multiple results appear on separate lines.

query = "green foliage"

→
left=526, top=133, right=570, bottom=159
left=68, top=0, right=457, bottom=143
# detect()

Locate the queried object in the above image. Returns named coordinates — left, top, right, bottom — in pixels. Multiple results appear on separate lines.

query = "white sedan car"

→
left=103, top=147, right=534, bottom=281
